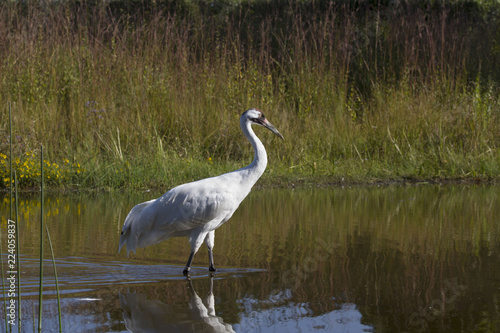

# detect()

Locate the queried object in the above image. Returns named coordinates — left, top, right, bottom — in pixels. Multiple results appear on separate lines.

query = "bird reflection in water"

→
left=119, top=277, right=235, bottom=333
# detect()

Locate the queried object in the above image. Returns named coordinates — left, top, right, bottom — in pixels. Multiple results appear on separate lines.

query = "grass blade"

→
left=45, top=224, right=62, bottom=332
left=0, top=102, right=14, bottom=333
left=15, top=171, right=22, bottom=330
left=32, top=303, right=36, bottom=333
left=0, top=211, right=6, bottom=333
left=38, top=145, right=44, bottom=332
left=9, top=102, right=12, bottom=220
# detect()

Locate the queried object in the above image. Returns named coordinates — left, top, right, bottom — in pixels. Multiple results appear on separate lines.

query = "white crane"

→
left=119, top=108, right=284, bottom=275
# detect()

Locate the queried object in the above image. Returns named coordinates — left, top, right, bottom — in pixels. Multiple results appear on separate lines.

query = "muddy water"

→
left=0, top=184, right=499, bottom=332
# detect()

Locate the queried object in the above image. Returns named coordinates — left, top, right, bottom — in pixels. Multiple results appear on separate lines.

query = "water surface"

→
left=0, top=184, right=499, bottom=332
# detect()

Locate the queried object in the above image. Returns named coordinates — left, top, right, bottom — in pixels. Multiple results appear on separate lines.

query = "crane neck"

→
left=239, top=117, right=268, bottom=184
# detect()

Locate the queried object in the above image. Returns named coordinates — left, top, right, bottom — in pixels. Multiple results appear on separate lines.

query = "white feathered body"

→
left=119, top=165, right=261, bottom=255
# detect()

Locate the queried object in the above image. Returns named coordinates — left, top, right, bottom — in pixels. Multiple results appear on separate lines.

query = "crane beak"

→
left=259, top=117, right=284, bottom=140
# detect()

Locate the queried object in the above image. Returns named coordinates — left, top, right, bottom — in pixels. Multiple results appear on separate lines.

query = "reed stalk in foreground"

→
left=0, top=103, right=14, bottom=333
left=9, top=102, right=12, bottom=222
left=14, top=171, right=21, bottom=330
left=32, top=303, right=35, bottom=333
left=45, top=224, right=62, bottom=332
left=0, top=212, right=6, bottom=333
left=38, top=145, right=44, bottom=332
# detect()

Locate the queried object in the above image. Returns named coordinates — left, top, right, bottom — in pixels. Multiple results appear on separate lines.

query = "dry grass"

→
left=0, top=0, right=499, bottom=189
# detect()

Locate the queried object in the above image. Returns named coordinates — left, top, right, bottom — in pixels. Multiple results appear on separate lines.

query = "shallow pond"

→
left=0, top=184, right=499, bottom=332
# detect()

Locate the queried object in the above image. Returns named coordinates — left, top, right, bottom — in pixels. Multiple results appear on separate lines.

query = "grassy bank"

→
left=0, top=0, right=499, bottom=190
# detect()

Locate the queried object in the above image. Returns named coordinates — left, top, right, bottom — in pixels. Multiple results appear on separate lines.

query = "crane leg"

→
left=208, top=249, right=216, bottom=272
left=206, top=231, right=216, bottom=272
left=184, top=231, right=212, bottom=275
left=183, top=252, right=195, bottom=276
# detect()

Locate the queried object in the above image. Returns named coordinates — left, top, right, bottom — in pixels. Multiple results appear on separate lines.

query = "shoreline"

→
left=1, top=176, right=498, bottom=194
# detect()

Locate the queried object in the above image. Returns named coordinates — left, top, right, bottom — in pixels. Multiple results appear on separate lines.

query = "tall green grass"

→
left=0, top=0, right=499, bottom=189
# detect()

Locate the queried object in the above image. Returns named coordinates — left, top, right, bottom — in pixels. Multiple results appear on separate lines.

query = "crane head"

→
left=243, top=108, right=284, bottom=140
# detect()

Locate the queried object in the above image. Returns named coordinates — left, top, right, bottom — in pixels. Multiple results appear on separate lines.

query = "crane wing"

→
left=153, top=180, right=237, bottom=232
left=120, top=174, right=244, bottom=254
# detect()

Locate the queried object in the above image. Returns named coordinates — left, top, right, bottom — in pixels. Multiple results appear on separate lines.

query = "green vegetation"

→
left=0, top=0, right=499, bottom=189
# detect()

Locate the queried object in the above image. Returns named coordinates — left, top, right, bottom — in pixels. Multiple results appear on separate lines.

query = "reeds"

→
left=0, top=0, right=499, bottom=188
left=1, top=109, right=62, bottom=331
left=38, top=146, right=44, bottom=331
left=14, top=170, right=21, bottom=331
left=38, top=146, right=63, bottom=332
left=0, top=210, right=6, bottom=331
left=45, top=223, right=62, bottom=333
